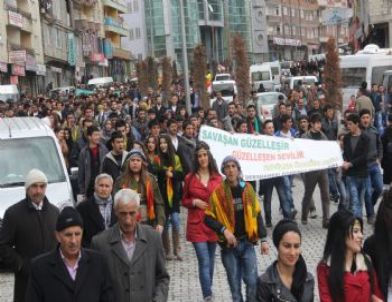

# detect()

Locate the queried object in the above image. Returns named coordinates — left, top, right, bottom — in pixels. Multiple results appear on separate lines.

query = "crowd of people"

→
left=0, top=76, right=392, bottom=302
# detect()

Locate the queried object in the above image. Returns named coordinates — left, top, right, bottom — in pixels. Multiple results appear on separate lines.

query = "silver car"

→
left=255, top=92, right=287, bottom=121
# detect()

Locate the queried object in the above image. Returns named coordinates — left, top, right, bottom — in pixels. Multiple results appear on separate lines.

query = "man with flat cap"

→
left=0, top=169, right=59, bottom=302
left=26, top=207, right=114, bottom=302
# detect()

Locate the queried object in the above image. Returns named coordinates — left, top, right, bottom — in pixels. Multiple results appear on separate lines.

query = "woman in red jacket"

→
left=182, top=142, right=222, bottom=301
left=317, top=209, right=383, bottom=302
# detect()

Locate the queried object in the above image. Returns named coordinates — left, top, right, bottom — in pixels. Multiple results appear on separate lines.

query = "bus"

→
left=250, top=61, right=281, bottom=92
left=340, top=44, right=392, bottom=109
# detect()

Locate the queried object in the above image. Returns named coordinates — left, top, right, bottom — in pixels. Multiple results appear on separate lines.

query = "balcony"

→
left=74, top=18, right=100, bottom=32
left=8, top=42, right=35, bottom=55
left=7, top=10, right=32, bottom=33
left=72, top=0, right=97, bottom=8
left=102, top=0, right=127, bottom=13
left=104, top=17, right=128, bottom=37
left=112, top=47, right=132, bottom=60
left=266, top=15, right=281, bottom=23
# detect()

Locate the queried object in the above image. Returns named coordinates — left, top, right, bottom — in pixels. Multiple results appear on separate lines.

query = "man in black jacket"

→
left=26, top=207, right=113, bottom=302
left=0, top=169, right=59, bottom=302
left=77, top=174, right=117, bottom=247
left=343, top=113, right=370, bottom=218
left=102, top=131, right=128, bottom=182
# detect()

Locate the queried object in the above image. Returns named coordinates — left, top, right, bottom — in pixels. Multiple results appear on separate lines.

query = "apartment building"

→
left=1, top=0, right=45, bottom=94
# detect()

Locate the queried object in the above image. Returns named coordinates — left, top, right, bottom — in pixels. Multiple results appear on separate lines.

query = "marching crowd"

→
left=0, top=78, right=392, bottom=302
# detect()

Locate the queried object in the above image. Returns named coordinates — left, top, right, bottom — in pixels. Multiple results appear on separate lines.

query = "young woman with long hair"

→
left=145, top=135, right=159, bottom=174
left=257, top=219, right=314, bottom=301
left=317, top=209, right=383, bottom=302
left=182, top=142, right=222, bottom=301
left=364, top=189, right=392, bottom=299
left=154, top=134, right=184, bottom=260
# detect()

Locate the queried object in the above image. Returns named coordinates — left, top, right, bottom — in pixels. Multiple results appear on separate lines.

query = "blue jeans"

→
left=374, top=111, right=384, bottom=135
left=164, top=211, right=180, bottom=231
left=221, top=239, right=258, bottom=302
left=261, top=177, right=292, bottom=222
left=365, top=163, right=383, bottom=210
left=328, top=168, right=339, bottom=199
left=193, top=242, right=217, bottom=298
left=346, top=176, right=368, bottom=218
left=282, top=176, right=295, bottom=212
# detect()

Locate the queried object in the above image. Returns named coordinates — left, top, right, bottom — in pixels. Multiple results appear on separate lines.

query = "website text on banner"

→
left=199, top=125, right=343, bottom=181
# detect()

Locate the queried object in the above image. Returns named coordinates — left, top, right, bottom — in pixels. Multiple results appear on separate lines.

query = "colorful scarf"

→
left=206, top=180, right=261, bottom=242
left=122, top=177, right=156, bottom=220
left=166, top=167, right=174, bottom=208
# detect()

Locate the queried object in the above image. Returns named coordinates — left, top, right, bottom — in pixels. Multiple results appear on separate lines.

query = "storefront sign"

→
left=25, top=54, right=37, bottom=72
left=90, top=53, right=105, bottom=62
left=273, top=37, right=301, bottom=47
left=9, top=50, right=27, bottom=63
left=8, top=11, right=23, bottom=28
left=321, top=7, right=353, bottom=25
left=36, top=64, right=47, bottom=76
left=10, top=76, right=18, bottom=85
left=103, top=39, right=113, bottom=59
left=50, top=66, right=62, bottom=73
left=12, top=64, right=25, bottom=76
left=199, top=126, right=343, bottom=181
left=68, top=32, right=76, bottom=66
left=0, top=61, right=8, bottom=73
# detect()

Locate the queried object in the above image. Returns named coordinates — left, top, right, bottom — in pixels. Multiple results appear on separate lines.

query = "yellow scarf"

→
left=206, top=180, right=261, bottom=242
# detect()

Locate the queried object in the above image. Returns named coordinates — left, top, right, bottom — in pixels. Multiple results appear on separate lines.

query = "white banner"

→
left=198, top=126, right=343, bottom=181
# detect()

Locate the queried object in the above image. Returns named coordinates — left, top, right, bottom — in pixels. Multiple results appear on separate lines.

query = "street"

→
left=1, top=176, right=374, bottom=302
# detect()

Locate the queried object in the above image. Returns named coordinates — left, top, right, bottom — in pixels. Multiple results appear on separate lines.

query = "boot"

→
left=162, top=229, right=173, bottom=260
left=172, top=228, right=183, bottom=261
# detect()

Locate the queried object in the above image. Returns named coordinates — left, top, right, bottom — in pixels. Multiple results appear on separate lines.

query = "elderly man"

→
left=91, top=189, right=170, bottom=302
left=0, top=169, right=59, bottom=302
left=26, top=207, right=114, bottom=302
left=205, top=156, right=269, bottom=302
left=77, top=173, right=117, bottom=247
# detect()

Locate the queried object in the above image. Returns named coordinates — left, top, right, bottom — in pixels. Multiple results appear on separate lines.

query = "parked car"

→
left=255, top=92, right=287, bottom=121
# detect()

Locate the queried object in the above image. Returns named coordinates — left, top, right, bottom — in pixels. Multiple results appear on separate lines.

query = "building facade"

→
left=1, top=0, right=45, bottom=94
left=122, top=0, right=148, bottom=62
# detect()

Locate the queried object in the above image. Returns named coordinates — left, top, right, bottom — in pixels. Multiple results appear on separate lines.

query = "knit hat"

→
left=56, top=207, right=83, bottom=232
left=25, top=169, right=48, bottom=189
left=127, top=148, right=146, bottom=162
left=272, top=219, right=301, bottom=248
left=220, top=155, right=241, bottom=175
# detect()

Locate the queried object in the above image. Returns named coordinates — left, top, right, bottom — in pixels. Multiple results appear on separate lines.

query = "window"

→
left=138, top=53, right=142, bottom=60
left=292, top=26, right=296, bottom=35
left=291, top=8, right=295, bottom=16
left=275, top=7, right=279, bottom=16
left=341, top=68, right=366, bottom=88
left=301, top=9, right=304, bottom=18
left=128, top=2, right=133, bottom=13
left=276, top=26, right=280, bottom=34
left=283, top=7, right=287, bottom=15
left=129, top=29, right=134, bottom=40
left=133, top=0, right=139, bottom=12
left=372, top=66, right=392, bottom=86
left=135, top=27, right=141, bottom=39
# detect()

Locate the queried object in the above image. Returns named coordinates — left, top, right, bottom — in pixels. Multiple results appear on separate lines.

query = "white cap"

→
left=25, top=169, right=48, bottom=189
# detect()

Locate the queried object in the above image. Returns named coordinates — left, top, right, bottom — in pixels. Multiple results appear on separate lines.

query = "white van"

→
left=340, top=44, right=392, bottom=109
left=250, top=61, right=281, bottom=92
left=286, top=76, right=318, bottom=90
left=210, top=79, right=237, bottom=106
left=0, top=85, right=20, bottom=103
left=0, top=118, right=74, bottom=221
left=87, top=77, right=114, bottom=89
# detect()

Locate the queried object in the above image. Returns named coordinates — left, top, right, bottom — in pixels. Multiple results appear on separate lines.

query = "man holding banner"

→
left=205, top=156, right=269, bottom=302
left=301, top=113, right=330, bottom=228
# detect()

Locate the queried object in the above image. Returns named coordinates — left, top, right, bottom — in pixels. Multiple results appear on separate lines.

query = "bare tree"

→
left=324, top=37, right=343, bottom=110
left=145, top=56, right=158, bottom=90
left=232, top=34, right=250, bottom=106
left=136, top=60, right=148, bottom=97
left=172, top=60, right=178, bottom=83
left=161, top=56, right=173, bottom=105
left=192, top=44, right=209, bottom=110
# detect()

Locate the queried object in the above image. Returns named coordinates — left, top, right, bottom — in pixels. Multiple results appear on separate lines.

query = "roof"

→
left=0, top=117, right=51, bottom=139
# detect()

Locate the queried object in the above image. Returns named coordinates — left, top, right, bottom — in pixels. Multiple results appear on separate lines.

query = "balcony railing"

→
left=104, top=17, right=128, bottom=36
left=102, top=0, right=127, bottom=13
left=8, top=42, right=35, bottom=55
left=7, top=10, right=33, bottom=32
left=5, top=3, right=32, bottom=19
left=112, top=47, right=132, bottom=60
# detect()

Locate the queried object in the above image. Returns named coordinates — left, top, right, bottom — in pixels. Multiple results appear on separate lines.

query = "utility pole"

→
left=179, top=0, right=191, bottom=115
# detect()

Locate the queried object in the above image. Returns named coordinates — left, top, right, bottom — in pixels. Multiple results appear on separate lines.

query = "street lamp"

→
left=179, top=0, right=191, bottom=115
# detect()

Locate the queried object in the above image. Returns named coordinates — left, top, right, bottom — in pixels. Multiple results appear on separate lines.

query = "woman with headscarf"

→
left=257, top=219, right=314, bottom=301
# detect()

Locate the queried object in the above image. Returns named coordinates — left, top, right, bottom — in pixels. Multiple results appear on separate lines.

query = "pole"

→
left=179, top=0, right=192, bottom=115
